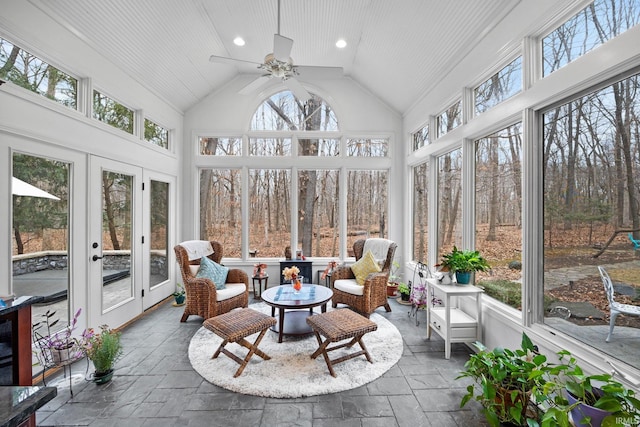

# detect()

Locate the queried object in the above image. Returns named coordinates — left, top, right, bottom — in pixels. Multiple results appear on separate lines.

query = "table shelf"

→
left=426, top=279, right=483, bottom=359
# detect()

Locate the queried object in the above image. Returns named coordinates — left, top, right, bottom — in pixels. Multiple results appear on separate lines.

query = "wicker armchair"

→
left=174, top=241, right=248, bottom=322
left=331, top=239, right=397, bottom=317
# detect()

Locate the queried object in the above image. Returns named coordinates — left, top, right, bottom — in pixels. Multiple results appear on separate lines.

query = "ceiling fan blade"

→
left=283, top=77, right=311, bottom=102
left=273, top=34, right=293, bottom=61
left=294, top=65, right=343, bottom=79
left=239, top=75, right=272, bottom=95
left=209, top=55, right=262, bottom=67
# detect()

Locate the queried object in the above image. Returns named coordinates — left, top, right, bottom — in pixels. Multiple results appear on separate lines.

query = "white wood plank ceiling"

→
left=27, top=0, right=526, bottom=114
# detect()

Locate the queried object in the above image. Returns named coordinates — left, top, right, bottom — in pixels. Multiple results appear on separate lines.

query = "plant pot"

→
left=455, top=271, right=472, bottom=285
left=400, top=292, right=410, bottom=301
left=51, top=345, right=76, bottom=365
left=566, top=390, right=612, bottom=427
left=174, top=294, right=185, bottom=305
left=387, top=283, right=398, bottom=297
left=92, top=369, right=114, bottom=385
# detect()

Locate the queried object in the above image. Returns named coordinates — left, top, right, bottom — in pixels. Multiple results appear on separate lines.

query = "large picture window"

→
left=437, top=149, right=462, bottom=257
left=346, top=170, right=389, bottom=251
left=543, top=72, right=640, bottom=370
left=475, top=123, right=522, bottom=310
left=412, top=162, right=429, bottom=263
left=199, top=169, right=242, bottom=257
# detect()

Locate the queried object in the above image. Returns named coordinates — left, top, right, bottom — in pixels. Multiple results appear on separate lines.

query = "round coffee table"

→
left=261, top=284, right=333, bottom=343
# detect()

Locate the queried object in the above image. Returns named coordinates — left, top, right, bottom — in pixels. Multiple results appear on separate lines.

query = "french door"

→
left=90, top=157, right=144, bottom=328
left=89, top=157, right=175, bottom=328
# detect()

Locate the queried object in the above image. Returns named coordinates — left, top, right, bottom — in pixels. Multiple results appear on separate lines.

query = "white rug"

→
left=188, top=303, right=403, bottom=398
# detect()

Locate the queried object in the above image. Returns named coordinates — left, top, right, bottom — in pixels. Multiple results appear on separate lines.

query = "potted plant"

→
left=80, top=325, right=123, bottom=385
left=538, top=350, right=640, bottom=427
left=172, top=282, right=186, bottom=306
left=457, top=333, right=552, bottom=427
left=32, top=308, right=83, bottom=366
left=387, top=261, right=401, bottom=296
left=440, top=246, right=490, bottom=284
left=397, top=282, right=411, bottom=302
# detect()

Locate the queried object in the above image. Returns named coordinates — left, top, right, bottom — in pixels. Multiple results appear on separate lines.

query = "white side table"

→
left=426, top=278, right=483, bottom=359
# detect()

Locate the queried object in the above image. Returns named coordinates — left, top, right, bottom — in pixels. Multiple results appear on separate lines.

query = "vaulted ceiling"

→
left=26, top=0, right=533, bottom=114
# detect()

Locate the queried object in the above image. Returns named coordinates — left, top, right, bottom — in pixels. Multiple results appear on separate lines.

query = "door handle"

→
left=92, top=255, right=103, bottom=261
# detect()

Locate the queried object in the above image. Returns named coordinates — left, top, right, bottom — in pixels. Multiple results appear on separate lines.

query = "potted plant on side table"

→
left=80, top=325, right=123, bottom=385
left=440, top=246, right=490, bottom=285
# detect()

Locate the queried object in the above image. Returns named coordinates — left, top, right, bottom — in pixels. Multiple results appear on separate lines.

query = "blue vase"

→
left=455, top=271, right=471, bottom=285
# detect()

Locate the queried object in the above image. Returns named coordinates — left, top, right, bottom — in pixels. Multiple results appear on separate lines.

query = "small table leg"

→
left=278, top=307, right=285, bottom=343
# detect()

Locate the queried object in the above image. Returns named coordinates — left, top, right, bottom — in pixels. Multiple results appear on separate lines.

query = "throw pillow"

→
left=350, top=250, right=381, bottom=285
left=196, top=256, right=228, bottom=290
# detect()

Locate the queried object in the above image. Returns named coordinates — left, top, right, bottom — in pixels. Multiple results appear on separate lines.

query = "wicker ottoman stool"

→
left=203, top=308, right=277, bottom=377
left=306, top=309, right=378, bottom=377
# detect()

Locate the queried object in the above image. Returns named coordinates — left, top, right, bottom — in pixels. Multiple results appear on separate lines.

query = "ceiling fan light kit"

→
left=209, top=0, right=343, bottom=102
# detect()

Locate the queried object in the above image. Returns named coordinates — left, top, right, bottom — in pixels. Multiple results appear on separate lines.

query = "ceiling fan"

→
left=209, top=0, right=343, bottom=102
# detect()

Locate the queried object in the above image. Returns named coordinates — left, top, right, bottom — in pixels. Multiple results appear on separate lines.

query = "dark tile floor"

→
left=35, top=296, right=487, bottom=426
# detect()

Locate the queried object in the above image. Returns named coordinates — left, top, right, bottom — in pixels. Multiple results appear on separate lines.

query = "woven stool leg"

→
left=310, top=331, right=337, bottom=377
left=232, top=328, right=270, bottom=378
left=211, top=339, right=230, bottom=359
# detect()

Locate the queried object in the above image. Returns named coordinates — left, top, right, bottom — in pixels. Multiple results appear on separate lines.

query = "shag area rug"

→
left=188, top=303, right=403, bottom=398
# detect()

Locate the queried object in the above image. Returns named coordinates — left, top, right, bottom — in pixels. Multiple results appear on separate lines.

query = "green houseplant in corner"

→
left=172, top=282, right=186, bottom=306
left=440, top=246, right=490, bottom=284
left=457, top=333, right=552, bottom=427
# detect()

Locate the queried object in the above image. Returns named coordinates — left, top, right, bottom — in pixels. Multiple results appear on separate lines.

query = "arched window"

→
left=250, top=91, right=339, bottom=132
left=199, top=90, right=390, bottom=260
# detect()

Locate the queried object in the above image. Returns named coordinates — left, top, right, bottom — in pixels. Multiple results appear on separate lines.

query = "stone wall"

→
left=12, top=251, right=167, bottom=276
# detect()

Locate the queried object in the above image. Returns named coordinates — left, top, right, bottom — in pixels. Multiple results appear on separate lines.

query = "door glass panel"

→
left=149, top=180, right=168, bottom=288
left=11, top=153, right=70, bottom=361
left=101, top=170, right=133, bottom=311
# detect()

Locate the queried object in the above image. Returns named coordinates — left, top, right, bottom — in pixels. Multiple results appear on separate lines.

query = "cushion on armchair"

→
left=196, top=256, right=228, bottom=290
left=350, top=250, right=381, bottom=285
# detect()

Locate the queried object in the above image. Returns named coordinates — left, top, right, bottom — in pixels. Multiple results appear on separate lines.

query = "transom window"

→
left=436, top=101, right=462, bottom=138
left=475, top=56, right=522, bottom=114
left=0, top=37, right=77, bottom=109
left=543, top=0, right=640, bottom=76
left=93, top=90, right=134, bottom=135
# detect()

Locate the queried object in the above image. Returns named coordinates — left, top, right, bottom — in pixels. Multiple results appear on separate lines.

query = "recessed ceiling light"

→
left=336, top=39, right=347, bottom=48
left=233, top=37, right=246, bottom=46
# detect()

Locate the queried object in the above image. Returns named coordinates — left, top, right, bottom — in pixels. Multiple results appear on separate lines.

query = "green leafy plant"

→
left=538, top=350, right=640, bottom=427
left=172, top=282, right=185, bottom=297
left=397, top=282, right=410, bottom=295
left=440, top=246, right=490, bottom=273
left=388, top=261, right=401, bottom=284
left=80, top=325, right=123, bottom=374
left=457, top=333, right=552, bottom=427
